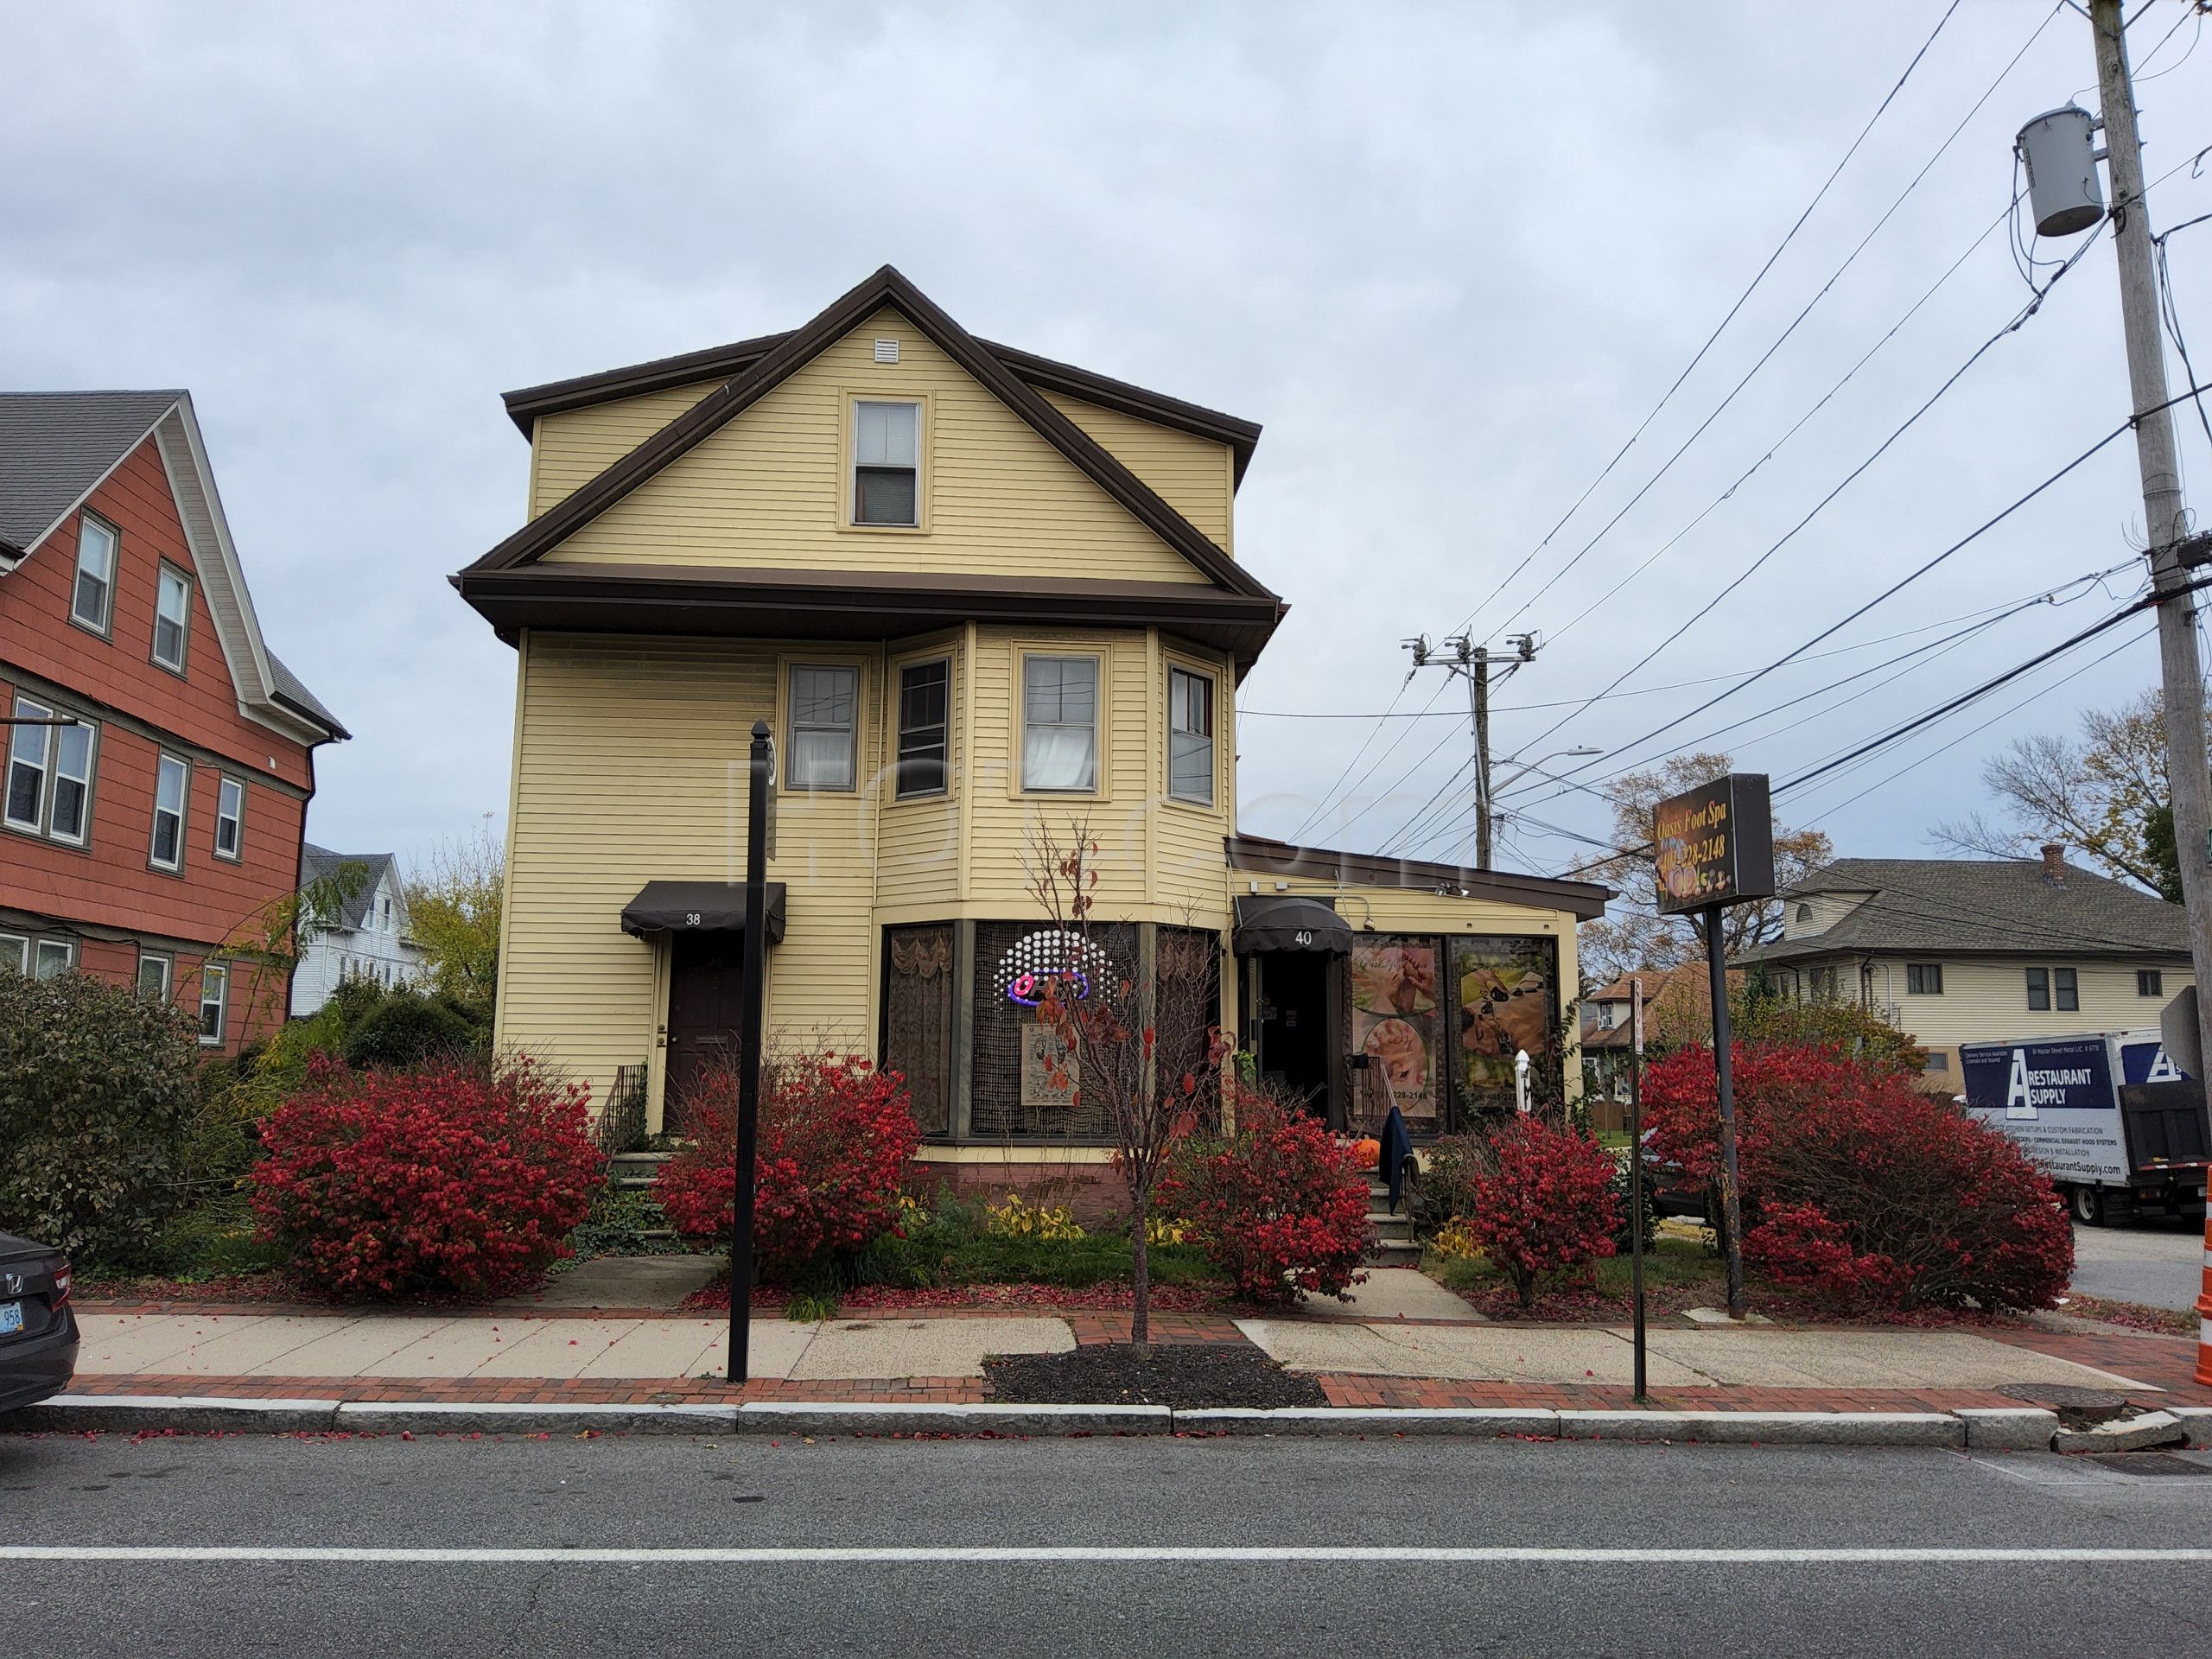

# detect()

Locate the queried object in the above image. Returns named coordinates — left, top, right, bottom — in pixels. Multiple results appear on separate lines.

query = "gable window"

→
left=852, top=400, right=919, bottom=526
left=895, top=659, right=950, bottom=799
left=1596, top=1002, right=1617, bottom=1030
left=788, top=665, right=859, bottom=791
left=1022, top=655, right=1098, bottom=792
left=1795, top=903, right=1813, bottom=924
left=2139, top=969, right=2164, bottom=998
left=214, top=776, right=245, bottom=861
left=1168, top=666, right=1215, bottom=805
left=198, top=963, right=229, bottom=1047
left=1905, top=962, right=1943, bottom=995
left=72, top=513, right=118, bottom=633
left=151, top=753, right=189, bottom=870
left=153, top=564, right=191, bottom=673
left=137, top=950, right=173, bottom=1001
left=34, top=938, right=74, bottom=980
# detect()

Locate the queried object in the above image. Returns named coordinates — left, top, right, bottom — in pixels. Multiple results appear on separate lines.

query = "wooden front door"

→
left=664, top=932, right=746, bottom=1136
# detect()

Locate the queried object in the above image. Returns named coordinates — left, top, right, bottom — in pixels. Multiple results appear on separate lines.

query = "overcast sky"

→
left=6, top=1, right=2211, bottom=880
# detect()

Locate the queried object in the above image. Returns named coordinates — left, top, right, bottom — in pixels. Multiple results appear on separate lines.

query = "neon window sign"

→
left=993, top=929, right=1114, bottom=1008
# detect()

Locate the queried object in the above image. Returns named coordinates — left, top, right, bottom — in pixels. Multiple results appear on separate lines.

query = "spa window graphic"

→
left=1350, top=940, right=1442, bottom=1132
left=1453, top=934, right=1559, bottom=1115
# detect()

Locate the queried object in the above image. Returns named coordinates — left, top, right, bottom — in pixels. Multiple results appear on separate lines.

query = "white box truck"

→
left=1959, top=1029, right=2209, bottom=1226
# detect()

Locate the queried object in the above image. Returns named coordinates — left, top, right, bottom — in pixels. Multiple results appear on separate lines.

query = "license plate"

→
left=0, top=1301, right=21, bottom=1337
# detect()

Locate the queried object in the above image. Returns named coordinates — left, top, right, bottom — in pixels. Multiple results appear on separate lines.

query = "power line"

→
left=1501, top=220, right=2113, bottom=780
left=1450, top=1, right=1965, bottom=644
left=1484, top=1, right=2063, bottom=645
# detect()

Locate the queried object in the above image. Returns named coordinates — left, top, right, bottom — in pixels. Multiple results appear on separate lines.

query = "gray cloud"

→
left=4, top=0, right=2208, bottom=874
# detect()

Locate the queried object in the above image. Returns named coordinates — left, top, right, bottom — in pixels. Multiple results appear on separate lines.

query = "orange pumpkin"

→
left=1352, top=1136, right=1382, bottom=1170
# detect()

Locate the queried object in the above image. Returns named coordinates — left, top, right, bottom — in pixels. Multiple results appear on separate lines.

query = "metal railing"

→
left=599, top=1064, right=649, bottom=1154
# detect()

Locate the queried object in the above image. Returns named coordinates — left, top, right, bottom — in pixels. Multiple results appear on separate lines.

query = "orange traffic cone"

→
left=2198, top=1209, right=2212, bottom=1388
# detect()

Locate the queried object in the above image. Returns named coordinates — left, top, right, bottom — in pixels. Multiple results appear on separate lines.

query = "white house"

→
left=290, top=844, right=427, bottom=1014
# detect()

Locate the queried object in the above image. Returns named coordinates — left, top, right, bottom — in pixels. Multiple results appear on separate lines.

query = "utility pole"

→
left=2088, top=0, right=2212, bottom=1103
left=1407, top=631, right=1539, bottom=869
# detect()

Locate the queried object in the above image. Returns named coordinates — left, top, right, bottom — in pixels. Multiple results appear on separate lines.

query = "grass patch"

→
left=861, top=1225, right=1222, bottom=1291
left=1426, top=1236, right=1726, bottom=1306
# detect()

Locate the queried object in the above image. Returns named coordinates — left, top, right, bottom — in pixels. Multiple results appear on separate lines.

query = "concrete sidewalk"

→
left=73, top=1311, right=1073, bottom=1383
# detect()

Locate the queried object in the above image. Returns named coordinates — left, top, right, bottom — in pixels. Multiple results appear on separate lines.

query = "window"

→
left=1168, top=666, right=1215, bottom=804
left=213, top=776, right=244, bottom=860
left=2139, top=969, right=2164, bottom=998
left=153, top=565, right=191, bottom=672
left=151, top=753, right=188, bottom=870
left=1795, top=902, right=1813, bottom=924
left=1808, top=965, right=1837, bottom=1001
left=881, top=923, right=955, bottom=1136
left=895, top=659, right=950, bottom=799
left=137, top=951, right=172, bottom=1001
left=48, top=719, right=92, bottom=844
left=1923, top=1052, right=1950, bottom=1074
left=787, top=664, right=858, bottom=791
left=1596, top=1002, right=1617, bottom=1029
left=34, top=938, right=73, bottom=980
left=852, top=400, right=919, bottom=526
left=2026, top=967, right=2078, bottom=1013
left=72, top=513, right=118, bottom=632
left=0, top=934, right=25, bottom=974
left=1021, top=656, right=1098, bottom=791
left=1905, top=962, right=1943, bottom=995
left=5, top=698, right=53, bottom=832
left=198, top=963, right=229, bottom=1046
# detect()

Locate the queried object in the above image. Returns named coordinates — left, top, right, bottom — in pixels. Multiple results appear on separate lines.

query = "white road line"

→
left=3, top=1546, right=2210, bottom=1566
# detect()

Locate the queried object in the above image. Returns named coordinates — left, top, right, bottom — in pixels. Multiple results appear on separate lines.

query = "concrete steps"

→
left=1364, top=1177, right=1420, bottom=1262
left=605, top=1152, right=677, bottom=1239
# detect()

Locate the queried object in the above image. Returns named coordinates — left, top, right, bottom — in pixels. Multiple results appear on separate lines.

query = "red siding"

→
left=1, top=432, right=320, bottom=1055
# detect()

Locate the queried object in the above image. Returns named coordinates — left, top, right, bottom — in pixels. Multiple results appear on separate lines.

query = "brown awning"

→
left=620, top=880, right=786, bottom=941
left=1232, top=894, right=1350, bottom=956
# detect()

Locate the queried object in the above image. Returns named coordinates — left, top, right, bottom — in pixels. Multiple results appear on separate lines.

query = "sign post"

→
left=1653, top=773, right=1775, bottom=1322
left=728, top=719, right=773, bottom=1383
left=1628, top=975, right=1648, bottom=1402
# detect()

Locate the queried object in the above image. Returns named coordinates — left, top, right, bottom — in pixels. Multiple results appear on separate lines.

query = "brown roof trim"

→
left=498, top=327, right=1262, bottom=490
left=451, top=563, right=1287, bottom=664
left=500, top=331, right=790, bottom=435
left=462, top=267, right=1276, bottom=603
left=1225, top=834, right=1611, bottom=920
left=975, top=339, right=1261, bottom=487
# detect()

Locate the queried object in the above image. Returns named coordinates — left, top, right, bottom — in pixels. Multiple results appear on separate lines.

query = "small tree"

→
left=1025, top=819, right=1225, bottom=1344
left=405, top=821, right=505, bottom=1014
left=219, top=858, right=372, bottom=1039
left=1459, top=1116, right=1619, bottom=1309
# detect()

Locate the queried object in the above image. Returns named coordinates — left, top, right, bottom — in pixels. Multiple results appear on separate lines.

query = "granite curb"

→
left=1, top=1395, right=2139, bottom=1446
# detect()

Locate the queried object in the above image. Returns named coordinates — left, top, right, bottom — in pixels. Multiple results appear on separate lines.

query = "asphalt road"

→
left=2069, top=1212, right=2207, bottom=1310
left=6, top=1430, right=2212, bottom=1656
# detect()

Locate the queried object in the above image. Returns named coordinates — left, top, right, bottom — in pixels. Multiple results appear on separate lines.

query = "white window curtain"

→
left=789, top=665, right=858, bottom=790
left=1023, top=657, right=1097, bottom=791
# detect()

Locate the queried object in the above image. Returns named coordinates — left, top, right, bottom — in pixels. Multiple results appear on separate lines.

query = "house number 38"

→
left=685, top=912, right=702, bottom=927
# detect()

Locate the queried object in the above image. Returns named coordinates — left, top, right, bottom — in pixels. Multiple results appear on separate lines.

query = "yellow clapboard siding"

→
left=537, top=308, right=1216, bottom=585
left=1040, top=391, right=1234, bottom=554
left=529, top=380, right=723, bottom=518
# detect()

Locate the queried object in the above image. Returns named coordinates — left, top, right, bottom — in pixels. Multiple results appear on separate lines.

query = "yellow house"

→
left=452, top=267, right=1607, bottom=1194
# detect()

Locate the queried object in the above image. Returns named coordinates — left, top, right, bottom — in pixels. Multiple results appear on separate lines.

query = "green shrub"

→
left=0, top=970, right=202, bottom=1266
left=1408, top=1134, right=1496, bottom=1241
left=569, top=1185, right=685, bottom=1259
left=340, top=989, right=478, bottom=1070
left=149, top=1192, right=287, bottom=1280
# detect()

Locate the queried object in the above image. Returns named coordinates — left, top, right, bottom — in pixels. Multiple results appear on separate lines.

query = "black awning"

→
left=1232, top=894, right=1351, bottom=956
left=620, top=880, right=787, bottom=941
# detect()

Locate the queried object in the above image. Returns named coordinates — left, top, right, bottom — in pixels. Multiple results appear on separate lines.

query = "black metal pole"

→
left=1628, top=975, right=1648, bottom=1402
left=728, top=720, right=772, bottom=1383
left=1704, top=905, right=1747, bottom=1319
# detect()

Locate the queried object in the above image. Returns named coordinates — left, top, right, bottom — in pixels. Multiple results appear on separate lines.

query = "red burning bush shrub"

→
left=1460, top=1116, right=1619, bottom=1309
left=1161, top=1096, right=1369, bottom=1306
left=252, top=1057, right=601, bottom=1299
left=1641, top=1043, right=2071, bottom=1313
left=655, top=1054, right=920, bottom=1281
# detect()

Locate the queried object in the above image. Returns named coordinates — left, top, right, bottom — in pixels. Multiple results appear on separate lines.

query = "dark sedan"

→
left=0, top=1231, right=78, bottom=1414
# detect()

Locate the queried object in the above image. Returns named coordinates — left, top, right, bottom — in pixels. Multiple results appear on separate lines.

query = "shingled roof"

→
left=1732, top=855, right=2189, bottom=966
left=0, top=391, right=184, bottom=556
left=302, top=844, right=397, bottom=931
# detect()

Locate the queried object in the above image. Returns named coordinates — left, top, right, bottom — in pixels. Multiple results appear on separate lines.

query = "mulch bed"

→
left=985, top=1342, right=1326, bottom=1409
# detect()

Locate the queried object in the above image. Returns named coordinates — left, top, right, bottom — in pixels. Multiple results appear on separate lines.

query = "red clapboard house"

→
left=0, top=391, right=346, bottom=1052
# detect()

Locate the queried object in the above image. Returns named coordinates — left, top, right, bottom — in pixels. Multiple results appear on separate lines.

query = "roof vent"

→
left=2040, top=842, right=2066, bottom=885
left=874, top=339, right=899, bottom=364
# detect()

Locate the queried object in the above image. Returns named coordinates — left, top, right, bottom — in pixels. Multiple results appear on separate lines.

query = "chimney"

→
left=2040, top=842, right=2065, bottom=884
